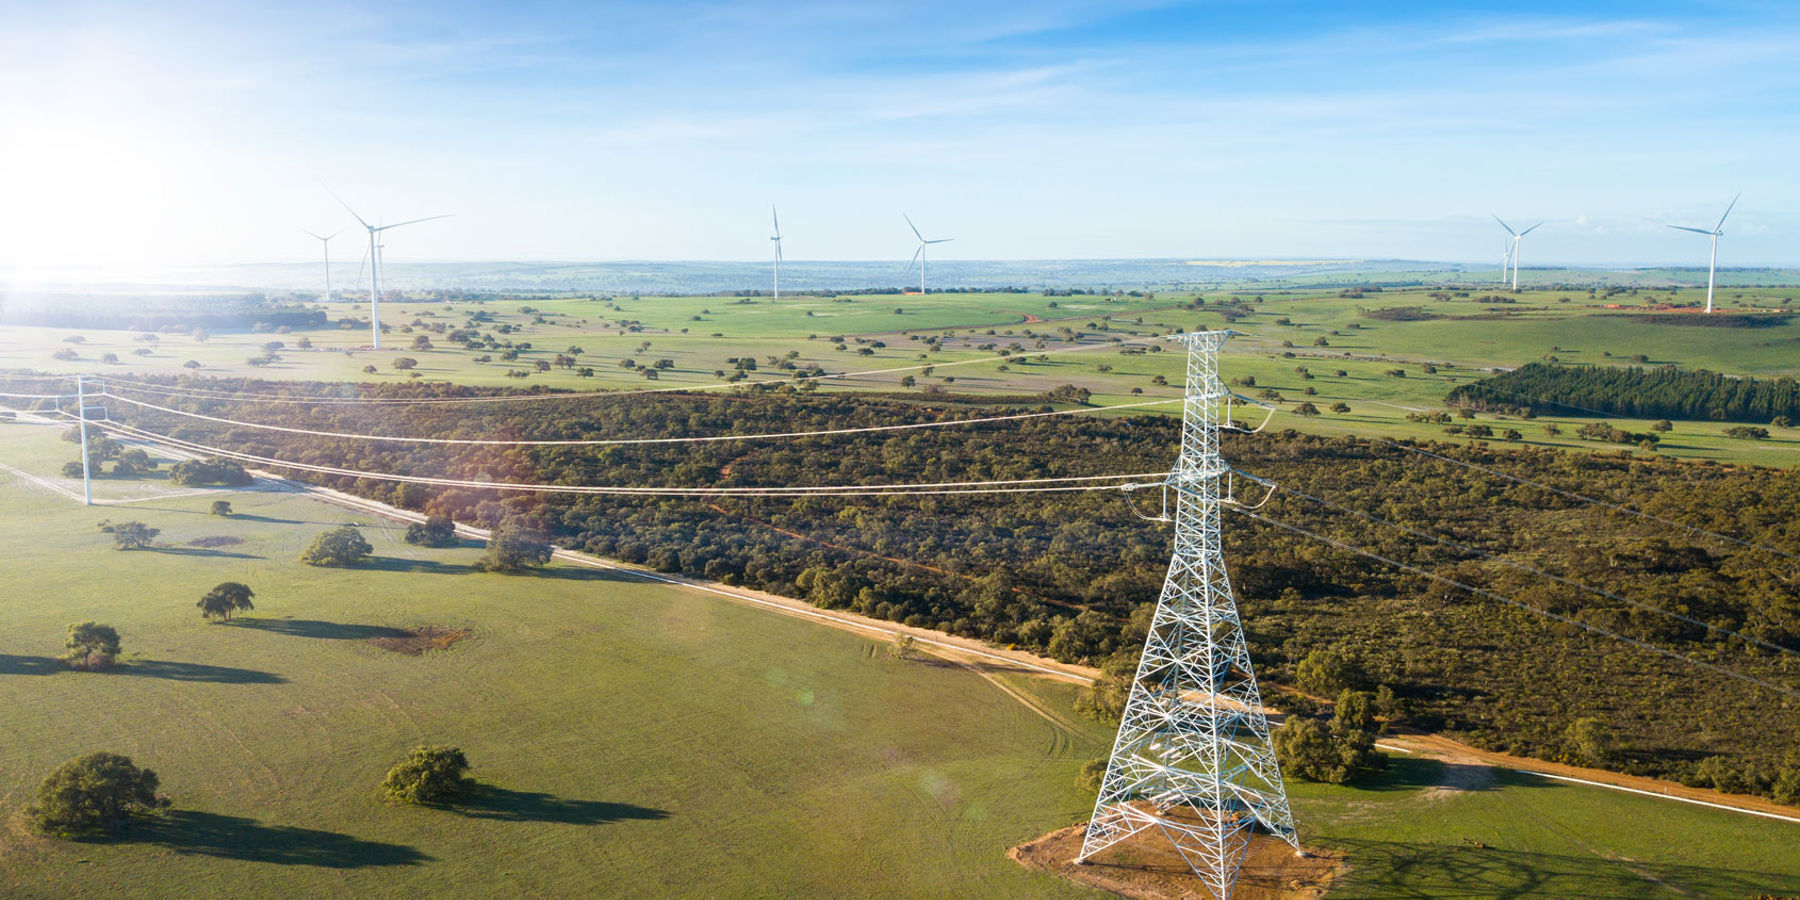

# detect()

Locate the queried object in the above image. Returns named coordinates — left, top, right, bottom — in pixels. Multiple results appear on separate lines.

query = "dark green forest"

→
left=12, top=373, right=1800, bottom=802
left=1449, top=362, right=1800, bottom=424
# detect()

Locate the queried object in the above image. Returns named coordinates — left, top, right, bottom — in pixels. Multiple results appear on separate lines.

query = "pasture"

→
left=2, top=423, right=1798, bottom=898
left=5, top=282, right=1799, bottom=467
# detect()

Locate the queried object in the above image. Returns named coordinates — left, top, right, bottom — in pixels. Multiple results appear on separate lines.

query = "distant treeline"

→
left=53, top=373, right=1800, bottom=800
left=1448, top=363, right=1800, bottom=424
left=0, top=297, right=328, bottom=332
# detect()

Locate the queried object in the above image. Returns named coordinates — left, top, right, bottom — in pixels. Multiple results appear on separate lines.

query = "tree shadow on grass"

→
left=0, top=653, right=63, bottom=676
left=1323, top=837, right=1800, bottom=898
left=1345, top=756, right=1503, bottom=794
left=0, top=654, right=283, bottom=683
left=121, top=659, right=287, bottom=684
left=147, top=546, right=265, bottom=560
left=356, top=557, right=474, bottom=576
left=449, top=784, right=670, bottom=826
left=118, top=810, right=430, bottom=868
left=229, top=618, right=411, bottom=641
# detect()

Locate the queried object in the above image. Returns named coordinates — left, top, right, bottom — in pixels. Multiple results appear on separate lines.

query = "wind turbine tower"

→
left=1492, top=215, right=1541, bottom=291
left=1668, top=194, right=1739, bottom=314
left=770, top=205, right=783, bottom=300
left=327, top=190, right=451, bottom=349
left=302, top=229, right=340, bottom=302
left=905, top=214, right=952, bottom=294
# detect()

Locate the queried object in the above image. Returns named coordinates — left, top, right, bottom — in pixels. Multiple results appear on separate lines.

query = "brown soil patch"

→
left=369, top=626, right=470, bottom=656
left=1011, top=821, right=1345, bottom=900
left=188, top=535, right=244, bottom=548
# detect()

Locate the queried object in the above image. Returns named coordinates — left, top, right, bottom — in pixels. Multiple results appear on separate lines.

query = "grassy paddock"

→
left=2, top=431, right=1798, bottom=898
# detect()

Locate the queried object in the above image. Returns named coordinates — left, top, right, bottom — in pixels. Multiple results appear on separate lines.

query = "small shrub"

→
left=300, top=526, right=374, bottom=566
left=63, top=622, right=121, bottom=670
left=382, top=745, right=472, bottom=805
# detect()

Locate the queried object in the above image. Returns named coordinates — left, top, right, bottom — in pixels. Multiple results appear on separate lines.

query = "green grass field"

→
left=5, top=284, right=1799, bottom=467
left=3, top=422, right=1798, bottom=898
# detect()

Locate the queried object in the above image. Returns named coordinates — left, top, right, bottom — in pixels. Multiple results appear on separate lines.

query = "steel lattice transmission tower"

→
left=1076, top=329, right=1298, bottom=899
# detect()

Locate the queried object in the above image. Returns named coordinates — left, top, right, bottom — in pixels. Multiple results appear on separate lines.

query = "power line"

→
left=98, top=419, right=1157, bottom=498
left=98, top=334, right=1175, bottom=406
left=102, top=390, right=1184, bottom=446
left=1233, top=508, right=1800, bottom=702
left=1263, top=408, right=1800, bottom=563
left=1270, top=480, right=1799, bottom=657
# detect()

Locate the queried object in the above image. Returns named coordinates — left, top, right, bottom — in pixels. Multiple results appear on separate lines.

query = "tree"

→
left=61, top=461, right=84, bottom=477
left=25, top=752, right=167, bottom=836
left=392, top=357, right=418, bottom=371
left=109, top=521, right=160, bottom=550
left=1329, top=402, right=1350, bottom=413
left=1295, top=646, right=1361, bottom=696
left=197, top=582, right=256, bottom=621
left=168, top=457, right=252, bottom=486
left=1293, top=401, right=1320, bottom=417
left=889, top=633, right=916, bottom=660
left=63, top=621, right=121, bottom=670
left=476, top=524, right=553, bottom=572
left=300, top=526, right=373, bottom=566
left=405, top=515, right=458, bottom=548
left=183, top=359, right=202, bottom=370
left=382, top=745, right=472, bottom=805
left=210, top=500, right=233, bottom=516
left=1563, top=716, right=1614, bottom=767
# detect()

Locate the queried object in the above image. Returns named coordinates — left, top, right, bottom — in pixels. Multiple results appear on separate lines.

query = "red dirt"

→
left=1011, top=818, right=1345, bottom=900
left=369, top=626, right=470, bottom=656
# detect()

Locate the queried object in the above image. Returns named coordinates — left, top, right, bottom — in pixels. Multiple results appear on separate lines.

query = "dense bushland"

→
left=1449, top=362, right=1800, bottom=424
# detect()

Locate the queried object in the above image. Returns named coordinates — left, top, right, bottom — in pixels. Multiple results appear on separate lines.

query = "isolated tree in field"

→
left=109, top=520, right=160, bottom=550
left=382, top=745, right=472, bottom=805
left=63, top=621, right=121, bottom=670
left=300, top=526, right=373, bottom=566
left=25, top=752, right=167, bottom=836
left=405, top=515, right=458, bottom=548
left=210, top=500, right=233, bottom=517
left=1293, top=401, right=1320, bottom=417
left=168, top=457, right=251, bottom=486
left=392, top=357, right=417, bottom=371
left=475, top=524, right=553, bottom=572
left=198, top=582, right=256, bottom=621
left=889, top=633, right=916, bottom=660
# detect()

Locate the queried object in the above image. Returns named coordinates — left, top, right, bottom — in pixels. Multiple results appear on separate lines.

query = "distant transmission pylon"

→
left=1076, top=329, right=1297, bottom=899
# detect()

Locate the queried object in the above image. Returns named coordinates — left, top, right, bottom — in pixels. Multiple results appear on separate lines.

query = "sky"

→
left=1, top=0, right=1798, bottom=277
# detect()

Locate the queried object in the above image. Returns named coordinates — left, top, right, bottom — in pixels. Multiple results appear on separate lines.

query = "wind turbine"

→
left=301, top=229, right=340, bottom=302
left=770, top=205, right=783, bottom=300
left=326, top=186, right=451, bottom=349
left=1500, top=239, right=1512, bottom=287
left=1492, top=215, right=1542, bottom=291
left=1667, top=194, right=1739, bottom=314
left=905, top=214, right=952, bottom=294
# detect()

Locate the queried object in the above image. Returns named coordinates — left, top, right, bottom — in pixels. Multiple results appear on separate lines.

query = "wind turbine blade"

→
left=376, top=214, right=453, bottom=231
left=1491, top=214, right=1516, bottom=236
left=775, top=242, right=783, bottom=262
left=321, top=181, right=371, bottom=229
left=926, top=238, right=953, bottom=244
left=772, top=204, right=781, bottom=237
left=1668, top=225, right=1716, bottom=235
left=910, top=245, right=923, bottom=268
left=1519, top=222, right=1543, bottom=237
left=904, top=214, right=923, bottom=241
left=356, top=243, right=369, bottom=283
left=301, top=228, right=325, bottom=241
left=1715, top=192, right=1740, bottom=232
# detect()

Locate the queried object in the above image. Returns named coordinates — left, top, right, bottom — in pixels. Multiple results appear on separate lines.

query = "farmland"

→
left=5, top=281, right=1798, bottom=466
left=2, top=420, right=1798, bottom=898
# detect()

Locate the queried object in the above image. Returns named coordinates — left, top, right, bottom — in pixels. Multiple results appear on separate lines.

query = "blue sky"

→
left=2, top=0, right=1797, bottom=273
